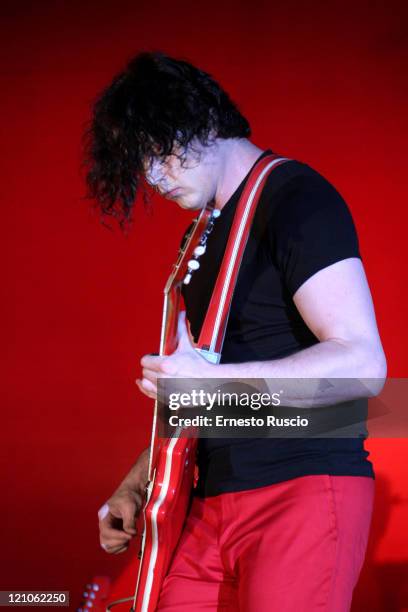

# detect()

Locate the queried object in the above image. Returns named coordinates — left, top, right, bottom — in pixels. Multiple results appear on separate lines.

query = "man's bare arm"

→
left=214, top=258, right=387, bottom=405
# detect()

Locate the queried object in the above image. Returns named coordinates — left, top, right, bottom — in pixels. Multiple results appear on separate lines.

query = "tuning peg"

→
left=184, top=273, right=192, bottom=285
left=193, top=245, right=206, bottom=257
left=212, top=209, right=221, bottom=218
left=188, top=260, right=200, bottom=271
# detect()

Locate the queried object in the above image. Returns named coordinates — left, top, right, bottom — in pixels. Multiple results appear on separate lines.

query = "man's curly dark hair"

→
left=83, top=51, right=251, bottom=229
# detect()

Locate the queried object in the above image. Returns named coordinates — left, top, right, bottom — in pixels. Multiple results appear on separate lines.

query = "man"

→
left=85, top=51, right=386, bottom=610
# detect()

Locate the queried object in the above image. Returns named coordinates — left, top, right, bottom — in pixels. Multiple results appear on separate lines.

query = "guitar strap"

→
left=196, top=153, right=290, bottom=364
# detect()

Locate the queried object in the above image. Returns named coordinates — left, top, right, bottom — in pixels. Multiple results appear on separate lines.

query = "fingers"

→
left=112, top=544, right=129, bottom=555
left=100, top=520, right=134, bottom=540
left=121, top=506, right=138, bottom=536
left=98, top=503, right=110, bottom=521
left=100, top=537, right=131, bottom=555
left=177, top=311, right=186, bottom=330
left=99, top=522, right=133, bottom=553
left=185, top=314, right=196, bottom=346
left=140, top=354, right=165, bottom=372
left=140, top=368, right=158, bottom=386
left=136, top=378, right=157, bottom=399
left=176, top=313, right=187, bottom=348
left=137, top=359, right=159, bottom=397
left=98, top=495, right=141, bottom=555
left=176, top=311, right=193, bottom=349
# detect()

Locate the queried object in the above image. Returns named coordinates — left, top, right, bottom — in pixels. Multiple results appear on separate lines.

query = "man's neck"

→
left=214, top=139, right=265, bottom=210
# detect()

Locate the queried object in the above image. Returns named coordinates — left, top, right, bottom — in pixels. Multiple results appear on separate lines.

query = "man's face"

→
left=143, top=139, right=219, bottom=210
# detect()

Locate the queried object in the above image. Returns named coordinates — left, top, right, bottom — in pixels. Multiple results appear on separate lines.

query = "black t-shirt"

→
left=181, top=150, right=374, bottom=497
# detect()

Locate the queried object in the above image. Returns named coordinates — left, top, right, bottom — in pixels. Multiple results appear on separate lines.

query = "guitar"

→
left=106, top=204, right=220, bottom=612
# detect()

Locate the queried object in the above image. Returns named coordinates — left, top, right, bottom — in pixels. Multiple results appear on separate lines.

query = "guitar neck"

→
left=148, top=285, right=181, bottom=480
left=146, top=204, right=216, bottom=481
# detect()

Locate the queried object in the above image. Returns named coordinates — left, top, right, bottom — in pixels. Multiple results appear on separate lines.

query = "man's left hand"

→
left=136, top=311, right=215, bottom=400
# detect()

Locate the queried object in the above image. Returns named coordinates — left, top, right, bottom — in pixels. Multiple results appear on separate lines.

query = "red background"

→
left=2, top=0, right=407, bottom=609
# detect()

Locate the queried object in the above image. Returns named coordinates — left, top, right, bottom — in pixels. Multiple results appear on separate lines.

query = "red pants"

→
left=157, top=475, right=374, bottom=612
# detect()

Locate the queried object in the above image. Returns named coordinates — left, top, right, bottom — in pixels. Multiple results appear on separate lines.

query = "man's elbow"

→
left=361, top=346, right=387, bottom=397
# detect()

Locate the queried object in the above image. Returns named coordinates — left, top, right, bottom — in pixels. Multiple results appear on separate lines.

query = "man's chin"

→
left=177, top=198, right=205, bottom=211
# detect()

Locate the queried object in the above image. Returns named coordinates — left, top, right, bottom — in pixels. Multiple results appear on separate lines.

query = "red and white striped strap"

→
left=196, top=154, right=290, bottom=364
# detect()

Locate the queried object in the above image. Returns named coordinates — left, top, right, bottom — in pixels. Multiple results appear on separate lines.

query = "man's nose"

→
left=145, top=159, right=165, bottom=186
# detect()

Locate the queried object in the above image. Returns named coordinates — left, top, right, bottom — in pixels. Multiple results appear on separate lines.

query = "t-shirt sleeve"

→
left=270, top=172, right=361, bottom=297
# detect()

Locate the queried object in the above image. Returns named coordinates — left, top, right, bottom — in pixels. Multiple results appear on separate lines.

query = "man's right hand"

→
left=98, top=448, right=149, bottom=554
